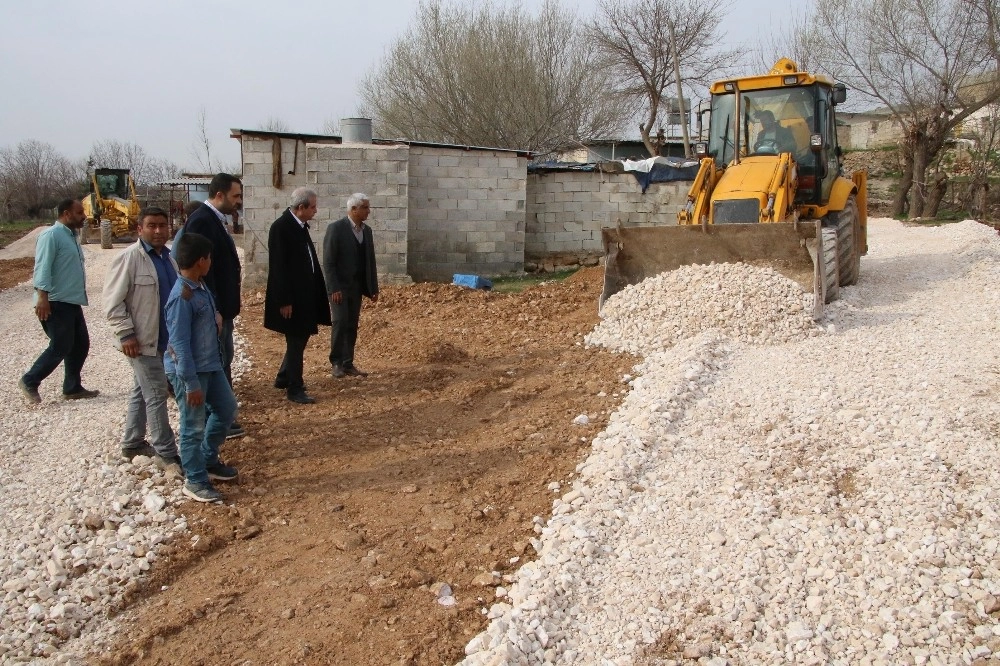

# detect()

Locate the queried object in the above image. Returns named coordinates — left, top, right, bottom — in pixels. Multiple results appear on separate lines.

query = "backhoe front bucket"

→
left=600, top=221, right=826, bottom=319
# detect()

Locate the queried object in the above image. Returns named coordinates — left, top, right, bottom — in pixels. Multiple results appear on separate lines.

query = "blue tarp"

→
left=453, top=274, right=493, bottom=290
left=621, top=156, right=701, bottom=193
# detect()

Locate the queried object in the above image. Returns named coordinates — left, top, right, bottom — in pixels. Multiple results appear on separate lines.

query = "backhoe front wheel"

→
left=835, top=195, right=861, bottom=287
left=100, top=219, right=113, bottom=249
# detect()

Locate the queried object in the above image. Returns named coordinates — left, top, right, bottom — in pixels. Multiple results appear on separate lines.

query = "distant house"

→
left=836, top=110, right=904, bottom=150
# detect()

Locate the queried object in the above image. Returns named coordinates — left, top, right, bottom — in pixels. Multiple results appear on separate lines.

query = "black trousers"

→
left=276, top=332, right=310, bottom=395
left=22, top=301, right=90, bottom=394
left=329, top=291, right=362, bottom=369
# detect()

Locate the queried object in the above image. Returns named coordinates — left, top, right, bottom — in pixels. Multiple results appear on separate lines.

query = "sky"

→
left=0, top=0, right=804, bottom=172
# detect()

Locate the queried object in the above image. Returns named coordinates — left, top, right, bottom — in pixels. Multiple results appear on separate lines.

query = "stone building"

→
left=231, top=125, right=690, bottom=287
left=232, top=128, right=531, bottom=288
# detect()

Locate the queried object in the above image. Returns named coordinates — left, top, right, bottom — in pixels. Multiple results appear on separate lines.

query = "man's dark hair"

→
left=57, top=199, right=78, bottom=215
left=208, top=173, right=242, bottom=198
left=183, top=200, right=202, bottom=217
left=173, top=231, right=213, bottom=269
left=139, top=206, right=169, bottom=224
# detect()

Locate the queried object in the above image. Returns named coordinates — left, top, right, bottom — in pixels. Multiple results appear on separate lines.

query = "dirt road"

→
left=71, top=269, right=633, bottom=665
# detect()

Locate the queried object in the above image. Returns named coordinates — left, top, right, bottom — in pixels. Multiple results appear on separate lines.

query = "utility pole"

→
left=668, top=21, right=691, bottom=158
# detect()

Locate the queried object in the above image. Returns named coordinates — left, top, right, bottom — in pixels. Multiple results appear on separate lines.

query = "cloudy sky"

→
left=0, top=0, right=803, bottom=171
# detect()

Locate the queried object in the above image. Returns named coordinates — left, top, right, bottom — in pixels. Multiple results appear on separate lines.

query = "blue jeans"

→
left=22, top=301, right=90, bottom=394
left=167, top=370, right=237, bottom=485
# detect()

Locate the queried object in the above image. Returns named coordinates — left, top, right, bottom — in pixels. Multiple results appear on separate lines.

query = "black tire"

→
left=100, top=219, right=113, bottom=249
left=835, top=195, right=861, bottom=287
left=821, top=226, right=840, bottom=304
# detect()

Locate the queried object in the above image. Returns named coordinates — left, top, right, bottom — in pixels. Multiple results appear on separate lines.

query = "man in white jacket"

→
left=103, top=207, right=181, bottom=472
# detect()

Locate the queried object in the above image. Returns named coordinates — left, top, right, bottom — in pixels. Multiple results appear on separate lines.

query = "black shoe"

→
left=332, top=365, right=346, bottom=378
left=206, top=461, right=238, bottom=481
left=344, top=366, right=367, bottom=377
left=288, top=392, right=316, bottom=404
left=18, top=378, right=41, bottom=405
left=226, top=423, right=246, bottom=439
left=121, top=442, right=156, bottom=461
left=64, top=388, right=100, bottom=400
left=183, top=481, right=223, bottom=503
left=274, top=378, right=288, bottom=389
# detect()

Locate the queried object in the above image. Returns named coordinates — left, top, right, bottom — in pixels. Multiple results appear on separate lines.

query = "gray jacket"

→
left=103, top=240, right=178, bottom=356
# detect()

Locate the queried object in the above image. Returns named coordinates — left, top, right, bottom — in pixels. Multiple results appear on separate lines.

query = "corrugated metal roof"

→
left=230, top=128, right=535, bottom=157
left=157, top=177, right=213, bottom=186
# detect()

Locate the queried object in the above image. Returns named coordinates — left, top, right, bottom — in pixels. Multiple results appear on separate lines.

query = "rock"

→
left=143, top=494, right=166, bottom=513
left=330, top=529, right=364, bottom=551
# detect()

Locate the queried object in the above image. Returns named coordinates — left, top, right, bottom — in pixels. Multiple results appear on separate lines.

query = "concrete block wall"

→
left=524, top=171, right=688, bottom=261
left=307, top=143, right=410, bottom=279
left=407, top=146, right=527, bottom=281
left=239, top=135, right=325, bottom=288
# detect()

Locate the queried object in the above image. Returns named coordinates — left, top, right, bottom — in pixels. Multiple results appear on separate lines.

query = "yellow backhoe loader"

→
left=601, top=59, right=867, bottom=319
left=81, top=168, right=140, bottom=249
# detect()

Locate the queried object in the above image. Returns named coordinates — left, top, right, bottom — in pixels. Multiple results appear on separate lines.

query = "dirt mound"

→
left=0, top=225, right=47, bottom=260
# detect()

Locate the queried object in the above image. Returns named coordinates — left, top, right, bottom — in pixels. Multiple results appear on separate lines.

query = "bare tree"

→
left=588, top=0, right=735, bottom=157
left=813, top=0, right=1000, bottom=218
left=359, top=0, right=627, bottom=154
left=191, top=106, right=214, bottom=173
left=88, top=140, right=174, bottom=186
left=321, top=118, right=340, bottom=135
left=257, top=116, right=291, bottom=133
left=751, top=7, right=827, bottom=76
left=964, top=104, right=1000, bottom=219
left=0, top=140, right=83, bottom=219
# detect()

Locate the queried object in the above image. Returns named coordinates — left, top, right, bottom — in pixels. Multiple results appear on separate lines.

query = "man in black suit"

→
left=183, top=173, right=246, bottom=437
left=264, top=188, right=331, bottom=404
left=323, top=193, right=379, bottom=378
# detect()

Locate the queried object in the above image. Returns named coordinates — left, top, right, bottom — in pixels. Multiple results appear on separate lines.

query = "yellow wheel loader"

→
left=80, top=168, right=140, bottom=249
left=601, top=59, right=867, bottom=319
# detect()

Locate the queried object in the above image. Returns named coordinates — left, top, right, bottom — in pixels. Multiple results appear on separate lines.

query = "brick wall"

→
left=307, top=143, right=410, bottom=279
left=239, top=135, right=330, bottom=288
left=407, top=146, right=527, bottom=281
left=524, top=171, right=688, bottom=264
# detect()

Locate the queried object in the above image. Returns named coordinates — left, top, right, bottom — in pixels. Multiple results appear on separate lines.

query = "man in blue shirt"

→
left=103, top=207, right=182, bottom=468
left=19, top=199, right=99, bottom=404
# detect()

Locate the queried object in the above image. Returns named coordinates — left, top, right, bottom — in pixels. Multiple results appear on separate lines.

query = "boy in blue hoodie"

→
left=164, top=232, right=238, bottom=503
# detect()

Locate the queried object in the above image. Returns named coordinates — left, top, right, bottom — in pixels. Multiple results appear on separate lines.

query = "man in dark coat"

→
left=323, top=192, right=378, bottom=378
left=182, top=173, right=246, bottom=436
left=264, top=188, right=331, bottom=404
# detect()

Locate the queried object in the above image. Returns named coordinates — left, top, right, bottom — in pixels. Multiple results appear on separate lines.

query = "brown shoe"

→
left=344, top=366, right=367, bottom=377
left=18, top=378, right=41, bottom=404
left=332, top=365, right=346, bottom=378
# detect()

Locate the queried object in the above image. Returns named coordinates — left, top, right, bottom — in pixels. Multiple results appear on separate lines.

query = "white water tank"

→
left=341, top=117, right=373, bottom=144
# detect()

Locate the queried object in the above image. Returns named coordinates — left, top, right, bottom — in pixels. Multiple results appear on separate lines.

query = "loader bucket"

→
left=600, top=221, right=827, bottom=320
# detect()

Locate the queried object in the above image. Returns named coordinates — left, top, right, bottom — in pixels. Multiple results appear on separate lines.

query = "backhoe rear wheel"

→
left=835, top=195, right=861, bottom=287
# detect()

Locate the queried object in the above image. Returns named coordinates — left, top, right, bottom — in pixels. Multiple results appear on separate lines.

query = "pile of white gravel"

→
left=461, top=219, right=1000, bottom=666
left=588, top=263, right=820, bottom=356
left=0, top=242, right=248, bottom=664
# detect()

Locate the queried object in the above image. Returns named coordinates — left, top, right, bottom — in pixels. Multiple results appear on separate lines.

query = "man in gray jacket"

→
left=323, top=193, right=379, bottom=378
left=103, top=207, right=181, bottom=472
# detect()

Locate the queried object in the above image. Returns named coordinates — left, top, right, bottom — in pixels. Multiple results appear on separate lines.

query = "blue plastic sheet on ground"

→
left=453, top=274, right=493, bottom=290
